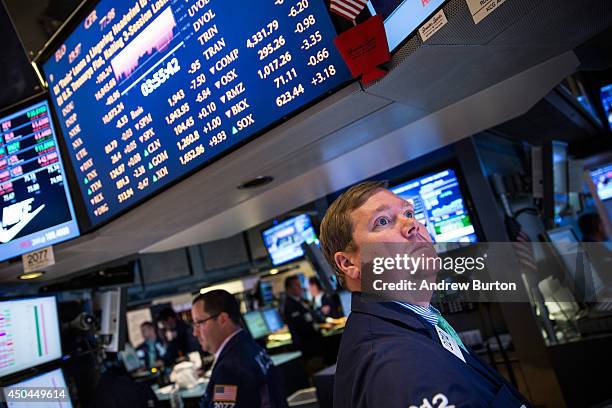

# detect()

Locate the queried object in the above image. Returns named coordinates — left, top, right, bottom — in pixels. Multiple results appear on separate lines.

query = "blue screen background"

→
left=0, top=101, right=79, bottom=262
left=42, top=0, right=351, bottom=226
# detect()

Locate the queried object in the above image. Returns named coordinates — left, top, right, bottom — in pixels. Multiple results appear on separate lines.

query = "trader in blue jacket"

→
left=191, top=290, right=288, bottom=408
left=319, top=181, right=532, bottom=408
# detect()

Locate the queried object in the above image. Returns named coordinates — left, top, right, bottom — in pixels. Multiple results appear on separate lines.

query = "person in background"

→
left=578, top=212, right=612, bottom=289
left=308, top=277, right=343, bottom=319
left=92, top=354, right=159, bottom=408
left=579, top=212, right=609, bottom=242
left=319, top=181, right=532, bottom=407
left=283, top=275, right=325, bottom=375
left=136, top=321, right=165, bottom=370
left=191, top=290, right=287, bottom=408
left=157, top=307, right=200, bottom=366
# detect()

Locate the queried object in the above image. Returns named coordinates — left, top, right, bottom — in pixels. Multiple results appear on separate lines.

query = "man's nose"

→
left=399, top=216, right=419, bottom=240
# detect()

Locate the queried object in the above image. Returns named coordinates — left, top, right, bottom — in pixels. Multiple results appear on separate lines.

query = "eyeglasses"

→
left=192, top=314, right=220, bottom=329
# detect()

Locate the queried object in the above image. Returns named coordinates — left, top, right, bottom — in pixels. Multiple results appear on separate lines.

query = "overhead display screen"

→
left=0, top=101, right=79, bottom=262
left=262, top=213, right=319, bottom=266
left=42, top=0, right=352, bottom=226
left=390, top=168, right=477, bottom=243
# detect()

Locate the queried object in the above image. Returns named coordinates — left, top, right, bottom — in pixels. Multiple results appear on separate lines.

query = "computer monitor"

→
left=586, top=162, right=612, bottom=239
left=3, top=367, right=73, bottom=408
left=243, top=311, right=269, bottom=339
left=258, top=281, right=275, bottom=307
left=120, top=344, right=143, bottom=373
left=262, top=214, right=319, bottom=266
left=0, top=296, right=63, bottom=379
left=0, top=98, right=80, bottom=262
left=262, top=308, right=283, bottom=333
left=339, top=291, right=352, bottom=316
left=600, top=83, right=612, bottom=130
left=390, top=168, right=478, bottom=244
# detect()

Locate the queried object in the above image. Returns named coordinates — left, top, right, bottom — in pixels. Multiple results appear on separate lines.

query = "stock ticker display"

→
left=0, top=101, right=79, bottom=262
left=390, top=169, right=478, bottom=243
left=42, top=0, right=352, bottom=226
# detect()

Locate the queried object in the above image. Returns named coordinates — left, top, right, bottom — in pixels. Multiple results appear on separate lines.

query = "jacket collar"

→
left=215, top=329, right=248, bottom=364
left=350, top=292, right=431, bottom=332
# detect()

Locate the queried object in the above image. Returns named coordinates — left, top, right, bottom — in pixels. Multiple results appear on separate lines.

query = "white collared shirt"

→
left=313, top=293, right=323, bottom=309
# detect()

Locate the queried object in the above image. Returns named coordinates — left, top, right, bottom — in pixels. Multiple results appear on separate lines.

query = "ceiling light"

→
left=269, top=268, right=279, bottom=275
left=18, top=271, right=45, bottom=280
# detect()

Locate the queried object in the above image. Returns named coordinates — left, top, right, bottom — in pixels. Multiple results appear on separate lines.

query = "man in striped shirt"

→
left=319, top=181, right=531, bottom=408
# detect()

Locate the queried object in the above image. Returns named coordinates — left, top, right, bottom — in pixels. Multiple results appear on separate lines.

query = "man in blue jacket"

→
left=192, top=290, right=288, bottom=408
left=319, top=181, right=531, bottom=408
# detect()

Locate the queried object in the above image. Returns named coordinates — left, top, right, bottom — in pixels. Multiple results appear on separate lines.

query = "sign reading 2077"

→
left=22, top=246, right=55, bottom=274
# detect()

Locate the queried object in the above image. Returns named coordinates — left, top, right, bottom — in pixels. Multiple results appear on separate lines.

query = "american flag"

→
left=330, top=0, right=368, bottom=21
left=214, top=384, right=238, bottom=402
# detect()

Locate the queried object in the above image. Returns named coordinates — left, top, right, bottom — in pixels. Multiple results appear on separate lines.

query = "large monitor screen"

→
left=41, top=0, right=352, bottom=227
left=390, top=168, right=477, bottom=243
left=262, top=214, right=318, bottom=266
left=589, top=163, right=612, bottom=227
left=367, top=0, right=447, bottom=51
left=262, top=308, right=283, bottom=333
left=589, top=163, right=612, bottom=202
left=601, top=84, right=612, bottom=130
left=0, top=100, right=79, bottom=262
left=243, top=311, right=269, bottom=339
left=3, top=368, right=73, bottom=408
left=0, top=296, right=63, bottom=379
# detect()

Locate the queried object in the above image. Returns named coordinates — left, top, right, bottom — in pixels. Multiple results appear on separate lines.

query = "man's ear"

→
left=334, top=251, right=360, bottom=281
left=218, top=312, right=230, bottom=325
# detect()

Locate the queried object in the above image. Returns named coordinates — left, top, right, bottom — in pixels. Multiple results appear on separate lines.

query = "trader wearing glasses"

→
left=191, top=290, right=288, bottom=408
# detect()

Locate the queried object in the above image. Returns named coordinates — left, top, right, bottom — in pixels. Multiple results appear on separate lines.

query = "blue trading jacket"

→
left=334, top=292, right=532, bottom=408
left=200, top=330, right=288, bottom=408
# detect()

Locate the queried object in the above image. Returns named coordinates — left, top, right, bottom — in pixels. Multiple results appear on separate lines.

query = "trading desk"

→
left=153, top=351, right=304, bottom=406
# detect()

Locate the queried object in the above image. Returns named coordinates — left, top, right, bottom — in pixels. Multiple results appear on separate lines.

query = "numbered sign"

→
left=22, top=246, right=55, bottom=274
